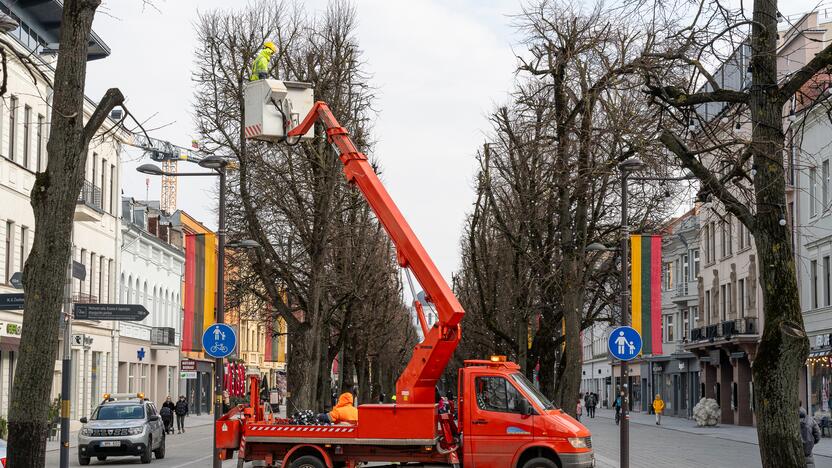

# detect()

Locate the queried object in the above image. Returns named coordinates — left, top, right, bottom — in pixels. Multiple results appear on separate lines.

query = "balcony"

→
left=672, top=281, right=698, bottom=302
left=689, top=318, right=758, bottom=343
left=151, top=327, right=176, bottom=348
left=75, top=180, right=103, bottom=222
left=72, top=293, right=98, bottom=304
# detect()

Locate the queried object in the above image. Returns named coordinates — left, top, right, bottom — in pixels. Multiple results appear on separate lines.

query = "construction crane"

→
left=125, top=133, right=203, bottom=213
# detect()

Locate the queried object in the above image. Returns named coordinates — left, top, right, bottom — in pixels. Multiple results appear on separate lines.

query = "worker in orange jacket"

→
left=317, top=392, right=358, bottom=424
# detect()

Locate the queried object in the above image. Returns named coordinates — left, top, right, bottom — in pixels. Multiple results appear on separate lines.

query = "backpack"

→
left=801, top=417, right=815, bottom=457
left=159, top=406, right=172, bottom=418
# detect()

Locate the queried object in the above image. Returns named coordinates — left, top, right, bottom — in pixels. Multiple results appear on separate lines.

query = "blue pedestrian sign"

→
left=608, top=326, right=642, bottom=361
left=202, top=323, right=236, bottom=358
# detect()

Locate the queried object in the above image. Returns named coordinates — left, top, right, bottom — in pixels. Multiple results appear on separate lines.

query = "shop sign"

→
left=0, top=321, right=22, bottom=337
left=813, top=333, right=832, bottom=350
left=180, top=371, right=197, bottom=379
left=180, top=359, right=197, bottom=371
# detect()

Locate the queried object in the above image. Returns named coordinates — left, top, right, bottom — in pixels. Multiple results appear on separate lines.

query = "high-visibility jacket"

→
left=328, top=392, right=358, bottom=424
left=652, top=398, right=665, bottom=414
left=250, top=48, right=274, bottom=81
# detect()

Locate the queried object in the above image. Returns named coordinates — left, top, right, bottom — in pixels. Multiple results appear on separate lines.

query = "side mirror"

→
left=148, top=414, right=160, bottom=422
left=520, top=400, right=534, bottom=416
left=80, top=417, right=88, bottom=424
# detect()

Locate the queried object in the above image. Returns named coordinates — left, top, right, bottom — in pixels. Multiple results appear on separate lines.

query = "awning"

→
left=809, top=349, right=832, bottom=358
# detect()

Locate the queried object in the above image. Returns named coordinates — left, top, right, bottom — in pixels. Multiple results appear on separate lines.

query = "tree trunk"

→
left=748, top=0, right=808, bottom=464
left=285, top=322, right=315, bottom=413
left=6, top=1, right=122, bottom=466
left=554, top=265, right=583, bottom=414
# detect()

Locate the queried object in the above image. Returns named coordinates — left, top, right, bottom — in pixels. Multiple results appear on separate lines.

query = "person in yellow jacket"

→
left=652, top=394, right=665, bottom=425
left=250, top=41, right=277, bottom=81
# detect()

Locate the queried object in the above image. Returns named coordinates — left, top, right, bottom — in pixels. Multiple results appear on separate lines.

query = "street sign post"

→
left=608, top=326, right=642, bottom=361
left=202, top=323, right=236, bottom=358
left=73, top=303, right=149, bottom=321
left=0, top=293, right=24, bottom=310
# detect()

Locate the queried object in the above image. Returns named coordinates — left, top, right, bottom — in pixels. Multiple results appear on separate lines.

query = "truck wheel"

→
left=290, top=455, right=325, bottom=468
left=521, top=456, right=558, bottom=468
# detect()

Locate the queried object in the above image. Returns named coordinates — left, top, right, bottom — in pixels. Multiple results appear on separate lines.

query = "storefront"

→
left=180, top=358, right=213, bottom=415
left=118, top=335, right=179, bottom=405
left=806, top=332, right=832, bottom=419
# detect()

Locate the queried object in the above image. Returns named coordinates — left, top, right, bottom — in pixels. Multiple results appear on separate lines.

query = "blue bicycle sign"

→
left=202, top=323, right=236, bottom=358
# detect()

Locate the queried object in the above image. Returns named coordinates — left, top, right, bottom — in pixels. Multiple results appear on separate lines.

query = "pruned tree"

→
left=7, top=0, right=124, bottom=466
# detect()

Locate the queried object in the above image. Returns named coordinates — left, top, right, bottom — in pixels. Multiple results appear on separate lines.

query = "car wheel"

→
left=154, top=433, right=166, bottom=459
left=79, top=456, right=91, bottom=466
left=521, top=456, right=558, bottom=468
left=140, top=436, right=153, bottom=464
left=290, top=455, right=325, bottom=468
left=97, top=455, right=107, bottom=461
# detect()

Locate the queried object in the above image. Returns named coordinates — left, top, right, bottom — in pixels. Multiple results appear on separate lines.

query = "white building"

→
left=0, top=1, right=125, bottom=423
left=118, top=198, right=184, bottom=405
left=581, top=322, right=612, bottom=407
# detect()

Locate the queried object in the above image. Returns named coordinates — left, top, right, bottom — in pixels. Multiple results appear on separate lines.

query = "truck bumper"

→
left=560, top=450, right=595, bottom=468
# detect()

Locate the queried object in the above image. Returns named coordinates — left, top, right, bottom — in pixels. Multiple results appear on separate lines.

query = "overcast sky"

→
left=85, top=0, right=814, bottom=281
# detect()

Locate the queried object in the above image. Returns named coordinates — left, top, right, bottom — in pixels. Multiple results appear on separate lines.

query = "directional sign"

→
left=202, top=323, right=237, bottom=358
left=608, top=326, right=642, bottom=361
left=73, top=303, right=149, bottom=321
left=0, top=293, right=24, bottom=310
left=72, top=261, right=86, bottom=281
left=9, top=272, right=22, bottom=289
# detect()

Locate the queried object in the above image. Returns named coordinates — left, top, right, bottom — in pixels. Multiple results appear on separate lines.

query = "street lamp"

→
left=137, top=157, right=252, bottom=468
left=227, top=239, right=261, bottom=249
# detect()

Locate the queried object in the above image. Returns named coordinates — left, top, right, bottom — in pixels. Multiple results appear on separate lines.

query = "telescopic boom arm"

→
left=287, top=102, right=465, bottom=405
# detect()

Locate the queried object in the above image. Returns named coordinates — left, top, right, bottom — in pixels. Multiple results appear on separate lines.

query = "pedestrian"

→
left=175, top=395, right=189, bottom=434
left=801, top=406, right=821, bottom=467
left=652, top=394, right=665, bottom=425
left=614, top=391, right=624, bottom=425
left=575, top=398, right=583, bottom=421
left=249, top=41, right=277, bottom=81
left=586, top=393, right=596, bottom=418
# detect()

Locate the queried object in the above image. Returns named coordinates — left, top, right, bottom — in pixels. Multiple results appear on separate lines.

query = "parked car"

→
left=77, top=393, right=165, bottom=465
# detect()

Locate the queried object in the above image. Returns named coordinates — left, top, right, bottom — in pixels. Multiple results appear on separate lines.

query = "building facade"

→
left=581, top=322, right=613, bottom=407
left=118, top=198, right=185, bottom=405
left=0, top=0, right=123, bottom=424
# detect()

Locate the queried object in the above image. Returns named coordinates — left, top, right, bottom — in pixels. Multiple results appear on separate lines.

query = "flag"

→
left=182, top=233, right=217, bottom=352
left=630, top=234, right=662, bottom=355
left=264, top=318, right=284, bottom=362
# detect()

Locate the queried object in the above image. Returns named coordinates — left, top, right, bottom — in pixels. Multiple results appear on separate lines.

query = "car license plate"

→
left=100, top=441, right=120, bottom=447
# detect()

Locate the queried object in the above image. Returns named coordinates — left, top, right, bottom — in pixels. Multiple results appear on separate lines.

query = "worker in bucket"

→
left=250, top=41, right=278, bottom=81
left=316, top=392, right=358, bottom=424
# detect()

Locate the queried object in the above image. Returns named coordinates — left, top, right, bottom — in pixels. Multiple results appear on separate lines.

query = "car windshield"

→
left=92, top=404, right=145, bottom=420
left=510, top=373, right=556, bottom=410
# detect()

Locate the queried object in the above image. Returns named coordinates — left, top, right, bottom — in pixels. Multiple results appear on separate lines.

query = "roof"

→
left=7, top=0, right=110, bottom=60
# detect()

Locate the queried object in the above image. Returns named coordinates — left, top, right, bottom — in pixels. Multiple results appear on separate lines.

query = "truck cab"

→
left=460, top=359, right=594, bottom=468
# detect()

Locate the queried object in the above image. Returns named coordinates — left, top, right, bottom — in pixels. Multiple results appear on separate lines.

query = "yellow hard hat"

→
left=264, top=42, right=277, bottom=53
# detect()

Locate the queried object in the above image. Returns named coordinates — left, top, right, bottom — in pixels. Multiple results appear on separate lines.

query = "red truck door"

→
left=466, top=374, right=535, bottom=468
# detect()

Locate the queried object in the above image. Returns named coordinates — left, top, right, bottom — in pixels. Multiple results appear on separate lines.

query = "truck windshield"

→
left=510, top=373, right=556, bottom=410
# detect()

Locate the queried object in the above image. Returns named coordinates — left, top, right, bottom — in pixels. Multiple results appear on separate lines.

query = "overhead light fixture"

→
left=136, top=164, right=165, bottom=176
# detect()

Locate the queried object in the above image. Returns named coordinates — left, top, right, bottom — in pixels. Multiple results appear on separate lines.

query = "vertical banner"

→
left=630, top=234, right=663, bottom=355
left=182, top=233, right=217, bottom=352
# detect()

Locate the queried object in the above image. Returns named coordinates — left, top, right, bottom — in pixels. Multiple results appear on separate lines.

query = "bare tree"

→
left=6, top=0, right=124, bottom=465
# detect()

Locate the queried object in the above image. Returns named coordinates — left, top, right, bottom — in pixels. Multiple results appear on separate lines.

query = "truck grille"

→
left=585, top=437, right=592, bottom=448
left=91, top=428, right=130, bottom=437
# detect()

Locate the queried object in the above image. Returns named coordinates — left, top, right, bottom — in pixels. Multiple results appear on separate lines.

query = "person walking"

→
left=160, top=396, right=175, bottom=434
left=652, top=394, right=665, bottom=425
left=587, top=393, right=596, bottom=418
left=576, top=397, right=583, bottom=421
left=801, top=407, right=821, bottom=468
left=174, top=395, right=189, bottom=434
left=613, top=391, right=624, bottom=425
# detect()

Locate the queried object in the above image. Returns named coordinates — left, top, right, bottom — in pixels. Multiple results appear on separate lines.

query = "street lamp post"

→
left=138, top=157, right=257, bottom=468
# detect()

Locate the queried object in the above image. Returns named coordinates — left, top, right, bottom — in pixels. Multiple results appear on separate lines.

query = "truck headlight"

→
left=568, top=437, right=588, bottom=449
left=127, top=426, right=144, bottom=435
left=80, top=428, right=93, bottom=436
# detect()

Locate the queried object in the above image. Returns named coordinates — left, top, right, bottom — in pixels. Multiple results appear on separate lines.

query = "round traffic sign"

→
left=202, top=323, right=237, bottom=358
left=608, top=326, right=642, bottom=361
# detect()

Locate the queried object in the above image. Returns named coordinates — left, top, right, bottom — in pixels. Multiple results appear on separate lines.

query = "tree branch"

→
left=644, top=84, right=749, bottom=107
left=81, top=88, right=124, bottom=146
left=780, top=41, right=832, bottom=102
left=659, top=129, right=755, bottom=230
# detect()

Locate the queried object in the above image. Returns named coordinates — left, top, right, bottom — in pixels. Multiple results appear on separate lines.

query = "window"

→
left=824, top=160, right=830, bottom=209
left=727, top=216, right=733, bottom=255
left=683, top=309, right=690, bottom=340
left=703, top=225, right=709, bottom=262
left=705, top=290, right=711, bottom=324
left=738, top=278, right=745, bottom=318
left=691, top=305, right=699, bottom=323
left=682, top=253, right=690, bottom=283
left=812, top=259, right=819, bottom=309
left=91, top=153, right=97, bottom=190
left=79, top=248, right=86, bottom=295
left=101, top=158, right=107, bottom=214
left=22, top=105, right=31, bottom=169
left=811, top=167, right=819, bottom=217
left=18, top=226, right=26, bottom=271
left=99, top=256, right=106, bottom=302
left=36, top=114, right=43, bottom=172
left=825, top=256, right=831, bottom=307
left=7, top=96, right=16, bottom=161
left=4, top=221, right=12, bottom=283
left=666, top=315, right=674, bottom=342
left=738, top=221, right=745, bottom=250
left=128, top=363, right=136, bottom=393
left=709, top=222, right=716, bottom=262
left=692, top=250, right=700, bottom=277
left=108, top=259, right=114, bottom=302
left=109, top=164, right=116, bottom=214
left=475, top=376, right=528, bottom=413
left=663, top=262, right=673, bottom=290
left=721, top=284, right=728, bottom=320
left=88, top=252, right=95, bottom=299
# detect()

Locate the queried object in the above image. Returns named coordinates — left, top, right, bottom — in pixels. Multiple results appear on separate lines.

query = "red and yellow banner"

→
left=630, top=234, right=662, bottom=355
left=182, top=233, right=217, bottom=352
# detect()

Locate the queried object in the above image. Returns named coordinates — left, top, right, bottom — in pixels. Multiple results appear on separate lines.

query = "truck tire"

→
left=290, top=455, right=325, bottom=468
left=521, top=456, right=558, bottom=468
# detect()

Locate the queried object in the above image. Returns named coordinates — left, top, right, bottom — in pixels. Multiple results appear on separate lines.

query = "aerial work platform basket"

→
left=243, top=79, right=314, bottom=142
